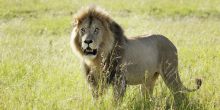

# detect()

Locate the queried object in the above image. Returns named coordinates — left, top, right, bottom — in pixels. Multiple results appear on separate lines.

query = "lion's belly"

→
left=124, top=62, right=157, bottom=85
left=122, top=38, right=159, bottom=85
left=124, top=64, right=146, bottom=85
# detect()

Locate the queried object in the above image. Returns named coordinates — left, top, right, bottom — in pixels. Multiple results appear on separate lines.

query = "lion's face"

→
left=77, top=17, right=105, bottom=59
left=71, top=7, right=119, bottom=62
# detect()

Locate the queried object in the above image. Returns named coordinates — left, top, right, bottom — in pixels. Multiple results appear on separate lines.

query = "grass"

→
left=0, top=0, right=220, bottom=109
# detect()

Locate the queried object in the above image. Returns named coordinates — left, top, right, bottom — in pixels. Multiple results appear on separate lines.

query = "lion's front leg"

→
left=87, top=74, right=99, bottom=99
left=86, top=71, right=107, bottom=99
left=82, top=63, right=100, bottom=99
left=113, top=74, right=126, bottom=102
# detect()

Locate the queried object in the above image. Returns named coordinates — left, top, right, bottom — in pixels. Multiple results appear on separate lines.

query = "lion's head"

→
left=71, top=6, right=126, bottom=63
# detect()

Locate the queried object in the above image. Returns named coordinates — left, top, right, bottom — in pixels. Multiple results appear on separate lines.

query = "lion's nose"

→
left=84, top=40, right=93, bottom=44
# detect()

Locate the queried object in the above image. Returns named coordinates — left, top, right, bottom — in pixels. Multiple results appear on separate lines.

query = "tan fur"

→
left=70, top=6, right=202, bottom=104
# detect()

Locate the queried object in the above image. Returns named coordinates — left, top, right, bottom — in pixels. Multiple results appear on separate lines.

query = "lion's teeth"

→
left=86, top=49, right=93, bottom=52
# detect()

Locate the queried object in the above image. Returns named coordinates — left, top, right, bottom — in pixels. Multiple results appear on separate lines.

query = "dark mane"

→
left=73, top=6, right=127, bottom=84
left=73, top=6, right=111, bottom=26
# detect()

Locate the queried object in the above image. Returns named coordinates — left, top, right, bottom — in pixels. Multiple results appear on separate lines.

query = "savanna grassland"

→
left=0, top=0, right=220, bottom=110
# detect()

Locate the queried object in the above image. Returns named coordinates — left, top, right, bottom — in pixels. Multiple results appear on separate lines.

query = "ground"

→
left=0, top=0, right=220, bottom=110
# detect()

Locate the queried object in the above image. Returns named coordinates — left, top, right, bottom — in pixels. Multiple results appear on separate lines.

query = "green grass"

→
left=0, top=0, right=220, bottom=109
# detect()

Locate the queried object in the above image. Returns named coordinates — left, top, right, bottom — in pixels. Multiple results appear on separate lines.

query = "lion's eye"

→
left=81, top=28, right=85, bottom=33
left=94, top=28, right=99, bottom=34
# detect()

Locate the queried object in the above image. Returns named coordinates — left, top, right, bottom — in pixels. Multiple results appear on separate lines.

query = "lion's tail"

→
left=183, top=78, right=202, bottom=92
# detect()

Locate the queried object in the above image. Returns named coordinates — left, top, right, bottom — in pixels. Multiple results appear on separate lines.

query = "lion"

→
left=70, top=6, right=202, bottom=104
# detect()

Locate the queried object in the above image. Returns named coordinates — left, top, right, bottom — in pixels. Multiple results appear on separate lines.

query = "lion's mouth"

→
left=83, top=47, right=97, bottom=56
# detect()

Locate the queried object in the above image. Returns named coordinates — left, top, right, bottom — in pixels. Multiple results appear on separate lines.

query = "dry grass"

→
left=0, top=0, right=220, bottom=109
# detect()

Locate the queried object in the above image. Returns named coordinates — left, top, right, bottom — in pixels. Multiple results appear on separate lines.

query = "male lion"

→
left=70, top=6, right=202, bottom=104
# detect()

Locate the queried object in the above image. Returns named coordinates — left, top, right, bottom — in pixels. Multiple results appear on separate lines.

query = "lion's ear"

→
left=109, top=21, right=124, bottom=37
left=72, top=18, right=79, bottom=27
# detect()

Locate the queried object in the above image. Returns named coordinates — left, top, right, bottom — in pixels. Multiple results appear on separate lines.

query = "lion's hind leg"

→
left=141, top=72, right=159, bottom=99
left=160, top=60, right=188, bottom=106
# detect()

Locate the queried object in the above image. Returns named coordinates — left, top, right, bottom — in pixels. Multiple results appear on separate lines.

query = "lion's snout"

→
left=84, top=39, right=93, bottom=45
left=82, top=40, right=98, bottom=56
left=82, top=39, right=96, bottom=49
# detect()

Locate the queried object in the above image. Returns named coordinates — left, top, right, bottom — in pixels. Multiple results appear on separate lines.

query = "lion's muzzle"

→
left=82, top=39, right=98, bottom=56
left=83, top=47, right=97, bottom=55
